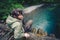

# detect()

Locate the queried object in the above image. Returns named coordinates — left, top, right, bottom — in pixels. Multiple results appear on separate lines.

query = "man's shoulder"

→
left=11, top=22, right=20, bottom=28
left=13, top=21, right=22, bottom=25
left=13, top=22, right=20, bottom=25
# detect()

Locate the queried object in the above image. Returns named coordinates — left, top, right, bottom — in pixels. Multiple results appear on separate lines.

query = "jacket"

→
left=6, top=15, right=25, bottom=39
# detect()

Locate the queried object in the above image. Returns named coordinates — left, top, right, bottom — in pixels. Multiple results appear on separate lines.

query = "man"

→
left=6, top=9, right=30, bottom=40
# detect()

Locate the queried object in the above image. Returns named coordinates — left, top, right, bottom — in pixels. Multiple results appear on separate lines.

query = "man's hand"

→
left=24, top=33, right=30, bottom=38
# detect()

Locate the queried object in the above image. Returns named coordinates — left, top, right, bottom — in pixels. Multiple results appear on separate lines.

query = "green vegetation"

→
left=0, top=0, right=60, bottom=21
left=0, top=0, right=24, bottom=20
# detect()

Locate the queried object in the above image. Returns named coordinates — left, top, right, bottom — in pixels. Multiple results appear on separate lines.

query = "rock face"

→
left=0, top=23, right=9, bottom=37
left=26, top=33, right=60, bottom=40
left=0, top=23, right=60, bottom=40
left=26, top=37, right=60, bottom=40
left=0, top=23, right=13, bottom=40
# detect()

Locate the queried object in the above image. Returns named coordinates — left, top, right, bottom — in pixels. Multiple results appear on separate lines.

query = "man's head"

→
left=11, top=9, right=24, bottom=20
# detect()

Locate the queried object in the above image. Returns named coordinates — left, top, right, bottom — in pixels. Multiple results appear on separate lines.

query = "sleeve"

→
left=11, top=22, right=25, bottom=38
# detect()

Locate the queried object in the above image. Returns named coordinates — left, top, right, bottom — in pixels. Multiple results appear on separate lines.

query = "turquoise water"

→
left=24, top=6, right=56, bottom=34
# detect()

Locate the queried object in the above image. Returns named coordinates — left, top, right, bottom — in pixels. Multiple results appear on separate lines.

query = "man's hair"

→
left=11, top=9, right=23, bottom=17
